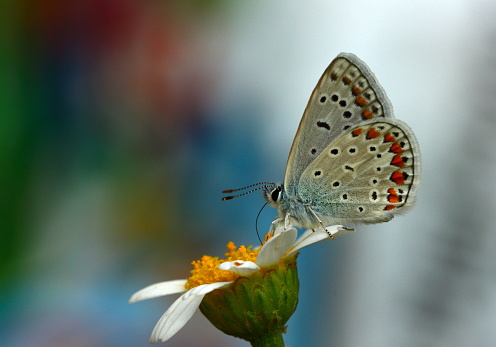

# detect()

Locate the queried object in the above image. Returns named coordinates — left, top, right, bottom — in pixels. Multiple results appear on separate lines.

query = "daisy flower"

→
left=130, top=225, right=353, bottom=346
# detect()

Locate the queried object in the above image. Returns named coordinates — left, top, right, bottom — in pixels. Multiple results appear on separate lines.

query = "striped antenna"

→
left=222, top=182, right=274, bottom=201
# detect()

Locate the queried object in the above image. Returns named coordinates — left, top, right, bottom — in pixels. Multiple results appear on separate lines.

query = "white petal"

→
left=150, top=291, right=204, bottom=343
left=286, top=225, right=354, bottom=258
left=330, top=225, right=355, bottom=238
left=129, top=279, right=187, bottom=303
left=288, top=228, right=330, bottom=257
left=296, top=228, right=315, bottom=243
left=218, top=260, right=260, bottom=275
left=256, top=228, right=297, bottom=267
left=184, top=281, right=233, bottom=299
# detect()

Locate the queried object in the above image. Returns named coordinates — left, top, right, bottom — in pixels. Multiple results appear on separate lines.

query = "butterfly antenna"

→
left=255, top=202, right=268, bottom=244
left=222, top=182, right=274, bottom=201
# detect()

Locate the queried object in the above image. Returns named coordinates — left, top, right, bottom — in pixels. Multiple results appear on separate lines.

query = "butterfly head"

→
left=263, top=183, right=284, bottom=208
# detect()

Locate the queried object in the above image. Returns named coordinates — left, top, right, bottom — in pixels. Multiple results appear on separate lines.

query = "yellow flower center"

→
left=185, top=242, right=260, bottom=289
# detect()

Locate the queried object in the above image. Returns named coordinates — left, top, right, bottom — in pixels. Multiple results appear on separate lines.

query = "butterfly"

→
left=223, top=53, right=421, bottom=231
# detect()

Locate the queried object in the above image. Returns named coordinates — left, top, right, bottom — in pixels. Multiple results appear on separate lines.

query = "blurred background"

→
left=2, top=0, right=496, bottom=346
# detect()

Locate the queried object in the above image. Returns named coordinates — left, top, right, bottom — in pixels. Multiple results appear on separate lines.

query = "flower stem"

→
left=250, top=332, right=285, bottom=347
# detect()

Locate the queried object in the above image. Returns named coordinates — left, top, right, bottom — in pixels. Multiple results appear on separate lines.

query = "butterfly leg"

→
left=271, top=214, right=299, bottom=231
left=306, top=206, right=334, bottom=240
left=273, top=213, right=293, bottom=230
left=270, top=216, right=287, bottom=234
left=284, top=214, right=290, bottom=229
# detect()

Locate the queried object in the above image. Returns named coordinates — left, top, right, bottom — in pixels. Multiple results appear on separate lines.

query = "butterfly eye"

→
left=271, top=187, right=281, bottom=202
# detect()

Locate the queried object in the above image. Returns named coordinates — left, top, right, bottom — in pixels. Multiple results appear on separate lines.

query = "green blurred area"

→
left=0, top=0, right=34, bottom=286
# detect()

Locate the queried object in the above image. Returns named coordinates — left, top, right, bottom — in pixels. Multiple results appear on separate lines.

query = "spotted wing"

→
left=297, top=119, right=421, bottom=225
left=284, top=53, right=395, bottom=198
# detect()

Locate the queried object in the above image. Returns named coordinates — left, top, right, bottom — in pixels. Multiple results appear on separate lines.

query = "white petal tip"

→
left=287, top=225, right=354, bottom=257
left=218, top=260, right=259, bottom=275
left=129, top=279, right=188, bottom=303
left=185, top=281, right=233, bottom=298
left=149, top=292, right=205, bottom=344
left=331, top=226, right=355, bottom=238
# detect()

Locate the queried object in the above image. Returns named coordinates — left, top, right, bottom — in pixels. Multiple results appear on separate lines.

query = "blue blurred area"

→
left=2, top=1, right=496, bottom=346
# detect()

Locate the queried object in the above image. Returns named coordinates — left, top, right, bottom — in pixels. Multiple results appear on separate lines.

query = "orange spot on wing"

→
left=384, top=205, right=395, bottom=210
left=390, top=143, right=403, bottom=153
left=387, top=194, right=400, bottom=203
left=391, top=154, right=405, bottom=167
left=355, top=96, right=367, bottom=106
left=366, top=128, right=380, bottom=139
left=384, top=133, right=395, bottom=142
left=362, top=109, right=373, bottom=119
left=352, top=85, right=361, bottom=95
left=387, top=187, right=400, bottom=203
left=390, top=170, right=405, bottom=184
left=342, top=76, right=352, bottom=85
left=351, top=128, right=363, bottom=137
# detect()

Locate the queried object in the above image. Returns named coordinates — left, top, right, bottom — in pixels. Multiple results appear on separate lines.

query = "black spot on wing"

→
left=317, top=121, right=330, bottom=130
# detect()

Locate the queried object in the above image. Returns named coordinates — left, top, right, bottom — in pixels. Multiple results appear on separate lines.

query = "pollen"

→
left=185, top=242, right=260, bottom=289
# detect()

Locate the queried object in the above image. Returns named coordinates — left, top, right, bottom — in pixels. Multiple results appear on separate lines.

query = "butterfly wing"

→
left=297, top=119, right=421, bottom=225
left=284, top=53, right=395, bottom=198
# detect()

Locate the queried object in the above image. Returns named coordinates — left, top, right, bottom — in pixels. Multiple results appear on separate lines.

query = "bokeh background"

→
left=2, top=0, right=496, bottom=346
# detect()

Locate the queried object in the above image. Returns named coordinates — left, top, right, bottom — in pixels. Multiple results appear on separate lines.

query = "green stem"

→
left=249, top=332, right=285, bottom=347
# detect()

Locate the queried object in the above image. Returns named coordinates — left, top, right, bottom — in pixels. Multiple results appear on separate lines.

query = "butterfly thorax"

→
left=264, top=183, right=322, bottom=229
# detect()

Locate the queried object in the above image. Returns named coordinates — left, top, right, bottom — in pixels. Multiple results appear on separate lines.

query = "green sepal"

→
left=199, top=260, right=299, bottom=346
